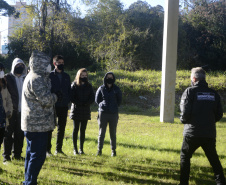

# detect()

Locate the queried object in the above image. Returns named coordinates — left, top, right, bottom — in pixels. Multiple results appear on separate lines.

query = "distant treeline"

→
left=1, top=0, right=226, bottom=71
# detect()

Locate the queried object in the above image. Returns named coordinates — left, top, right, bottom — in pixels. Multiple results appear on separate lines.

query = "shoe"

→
left=46, top=151, right=53, bottom=157
left=3, top=156, right=11, bottom=164
left=79, top=150, right=85, bottom=155
left=73, top=149, right=79, bottom=156
left=12, top=156, right=25, bottom=161
left=111, top=150, right=116, bottom=157
left=55, top=150, right=67, bottom=156
left=96, top=150, right=102, bottom=156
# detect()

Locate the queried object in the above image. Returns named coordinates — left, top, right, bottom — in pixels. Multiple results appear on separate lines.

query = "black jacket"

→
left=70, top=82, right=95, bottom=120
left=180, top=80, right=223, bottom=138
left=49, top=69, right=71, bottom=108
left=95, top=72, right=122, bottom=114
left=5, top=73, right=26, bottom=112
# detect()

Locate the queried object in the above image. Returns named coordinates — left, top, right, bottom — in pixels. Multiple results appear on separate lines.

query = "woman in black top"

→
left=70, top=68, right=95, bottom=155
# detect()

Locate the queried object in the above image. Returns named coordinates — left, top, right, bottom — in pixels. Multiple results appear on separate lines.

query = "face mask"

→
left=14, top=66, right=24, bottom=74
left=80, top=77, right=87, bottom=83
left=0, top=71, right=4, bottom=78
left=106, top=78, right=114, bottom=84
left=57, top=64, right=64, bottom=71
left=46, top=64, right=52, bottom=73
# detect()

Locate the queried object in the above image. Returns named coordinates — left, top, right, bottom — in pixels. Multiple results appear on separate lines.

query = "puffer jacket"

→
left=180, top=80, right=223, bottom=138
left=70, top=82, right=95, bottom=120
left=21, top=51, right=57, bottom=132
left=95, top=72, right=122, bottom=114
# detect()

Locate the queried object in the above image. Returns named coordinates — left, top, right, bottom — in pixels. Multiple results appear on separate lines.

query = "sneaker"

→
left=111, top=150, right=116, bottom=157
left=73, top=150, right=79, bottom=156
left=3, top=156, right=11, bottom=164
left=46, top=151, right=53, bottom=157
left=55, top=150, right=67, bottom=156
left=79, top=150, right=85, bottom=155
left=96, top=150, right=102, bottom=156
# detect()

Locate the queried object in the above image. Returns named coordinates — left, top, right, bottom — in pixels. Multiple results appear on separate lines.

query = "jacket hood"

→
left=103, top=72, right=115, bottom=86
left=11, top=58, right=27, bottom=77
left=29, top=50, right=51, bottom=74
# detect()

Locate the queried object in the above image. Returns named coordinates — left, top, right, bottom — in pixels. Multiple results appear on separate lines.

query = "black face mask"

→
left=80, top=77, right=88, bottom=83
left=106, top=78, right=114, bottom=84
left=57, top=64, right=64, bottom=71
left=14, top=66, right=24, bottom=74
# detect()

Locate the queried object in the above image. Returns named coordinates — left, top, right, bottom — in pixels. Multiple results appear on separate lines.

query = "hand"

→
left=6, top=111, right=12, bottom=119
left=55, top=91, right=63, bottom=102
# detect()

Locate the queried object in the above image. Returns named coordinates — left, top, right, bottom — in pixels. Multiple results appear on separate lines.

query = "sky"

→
left=0, top=0, right=166, bottom=45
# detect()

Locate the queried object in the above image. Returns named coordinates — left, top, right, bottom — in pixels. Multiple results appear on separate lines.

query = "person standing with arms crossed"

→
left=47, top=55, right=71, bottom=156
left=179, top=67, right=226, bottom=185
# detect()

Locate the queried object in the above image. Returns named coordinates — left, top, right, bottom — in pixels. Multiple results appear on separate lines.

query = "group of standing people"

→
left=0, top=50, right=122, bottom=185
left=0, top=50, right=225, bottom=185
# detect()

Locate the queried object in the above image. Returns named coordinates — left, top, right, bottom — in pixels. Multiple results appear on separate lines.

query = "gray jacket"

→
left=21, top=51, right=57, bottom=132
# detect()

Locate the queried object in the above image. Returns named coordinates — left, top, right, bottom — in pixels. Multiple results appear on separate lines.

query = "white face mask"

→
left=0, top=71, right=5, bottom=78
left=46, top=64, right=52, bottom=73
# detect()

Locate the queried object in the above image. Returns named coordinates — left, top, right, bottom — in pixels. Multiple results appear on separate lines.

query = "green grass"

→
left=67, top=70, right=226, bottom=94
left=0, top=110, right=226, bottom=185
left=0, top=70, right=225, bottom=184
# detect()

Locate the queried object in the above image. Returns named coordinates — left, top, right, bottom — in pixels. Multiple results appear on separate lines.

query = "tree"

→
left=0, top=0, right=19, bottom=17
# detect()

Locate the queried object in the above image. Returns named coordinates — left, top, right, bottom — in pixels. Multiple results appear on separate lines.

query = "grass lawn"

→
left=0, top=107, right=225, bottom=185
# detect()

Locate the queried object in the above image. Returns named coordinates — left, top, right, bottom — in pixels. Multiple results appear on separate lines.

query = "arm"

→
left=70, top=83, right=83, bottom=105
left=87, top=84, right=95, bottom=105
left=116, top=86, right=122, bottom=106
left=95, top=86, right=103, bottom=105
left=31, top=76, right=57, bottom=107
left=215, top=94, right=223, bottom=122
left=180, top=88, right=193, bottom=124
left=5, top=89, right=13, bottom=116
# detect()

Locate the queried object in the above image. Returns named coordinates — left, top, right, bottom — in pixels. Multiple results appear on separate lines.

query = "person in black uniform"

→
left=179, top=67, right=226, bottom=185
left=47, top=55, right=71, bottom=156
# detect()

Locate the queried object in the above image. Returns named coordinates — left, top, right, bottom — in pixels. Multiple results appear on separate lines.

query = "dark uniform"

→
left=179, top=80, right=226, bottom=185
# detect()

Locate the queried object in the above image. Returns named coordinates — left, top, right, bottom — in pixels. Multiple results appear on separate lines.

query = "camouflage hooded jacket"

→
left=21, top=51, right=57, bottom=132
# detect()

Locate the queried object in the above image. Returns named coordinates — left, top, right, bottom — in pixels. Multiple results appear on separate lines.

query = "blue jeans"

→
left=23, top=132, right=48, bottom=185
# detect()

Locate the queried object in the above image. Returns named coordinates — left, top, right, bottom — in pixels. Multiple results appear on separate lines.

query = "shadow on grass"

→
left=43, top=157, right=218, bottom=185
left=84, top=137, right=222, bottom=158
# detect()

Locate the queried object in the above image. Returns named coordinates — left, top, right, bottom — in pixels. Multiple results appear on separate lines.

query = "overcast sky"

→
left=0, top=0, right=165, bottom=45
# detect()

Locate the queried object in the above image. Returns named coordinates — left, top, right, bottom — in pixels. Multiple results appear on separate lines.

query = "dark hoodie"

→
left=95, top=72, right=122, bottom=114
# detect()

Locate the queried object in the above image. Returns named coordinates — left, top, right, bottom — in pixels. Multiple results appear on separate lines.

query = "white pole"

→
left=160, top=0, right=179, bottom=123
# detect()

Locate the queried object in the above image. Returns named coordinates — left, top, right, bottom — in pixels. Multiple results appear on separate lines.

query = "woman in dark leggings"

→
left=70, top=68, right=95, bottom=155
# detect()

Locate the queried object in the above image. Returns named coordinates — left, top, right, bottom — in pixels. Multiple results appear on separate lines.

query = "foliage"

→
left=0, top=0, right=19, bottom=17
left=5, top=0, right=226, bottom=71
left=178, top=0, right=226, bottom=70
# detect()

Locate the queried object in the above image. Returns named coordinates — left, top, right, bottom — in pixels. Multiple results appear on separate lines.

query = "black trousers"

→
left=180, top=136, right=226, bottom=185
left=0, top=127, right=5, bottom=149
left=2, top=111, right=24, bottom=158
left=47, top=107, right=68, bottom=152
left=97, top=112, right=118, bottom=151
left=72, top=120, right=88, bottom=151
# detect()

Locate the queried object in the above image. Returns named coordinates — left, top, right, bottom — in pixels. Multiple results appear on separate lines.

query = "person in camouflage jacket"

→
left=21, top=50, right=58, bottom=185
